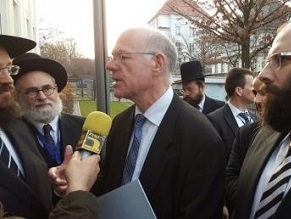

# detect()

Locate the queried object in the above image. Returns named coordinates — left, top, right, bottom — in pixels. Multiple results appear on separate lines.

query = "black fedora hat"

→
left=12, top=53, right=67, bottom=92
left=180, top=61, right=204, bottom=83
left=0, top=34, right=36, bottom=58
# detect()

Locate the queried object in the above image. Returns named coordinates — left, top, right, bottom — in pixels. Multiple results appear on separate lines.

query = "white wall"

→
left=0, top=0, right=39, bottom=53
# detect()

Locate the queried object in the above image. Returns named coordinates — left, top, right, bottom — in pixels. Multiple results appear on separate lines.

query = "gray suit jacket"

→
left=232, top=126, right=291, bottom=219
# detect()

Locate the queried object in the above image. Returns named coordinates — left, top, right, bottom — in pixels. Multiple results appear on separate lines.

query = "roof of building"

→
left=148, top=0, right=203, bottom=22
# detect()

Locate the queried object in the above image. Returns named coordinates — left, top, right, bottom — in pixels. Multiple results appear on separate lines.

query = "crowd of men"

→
left=1, top=21, right=291, bottom=219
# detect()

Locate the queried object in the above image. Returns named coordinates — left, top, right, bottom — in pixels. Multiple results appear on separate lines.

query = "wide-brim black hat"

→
left=180, top=61, right=204, bottom=83
left=0, top=34, right=36, bottom=58
left=12, top=53, right=67, bottom=92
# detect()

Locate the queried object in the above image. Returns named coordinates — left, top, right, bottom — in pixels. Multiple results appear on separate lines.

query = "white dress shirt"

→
left=130, top=87, right=173, bottom=181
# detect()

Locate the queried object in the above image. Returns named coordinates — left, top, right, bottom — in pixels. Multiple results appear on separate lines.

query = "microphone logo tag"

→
left=81, top=130, right=105, bottom=154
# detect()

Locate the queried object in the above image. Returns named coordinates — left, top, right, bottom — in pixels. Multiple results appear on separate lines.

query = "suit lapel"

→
left=106, top=107, right=135, bottom=188
left=5, top=120, right=52, bottom=210
left=60, top=113, right=78, bottom=147
left=237, top=127, right=283, bottom=218
left=202, top=96, right=211, bottom=114
left=140, top=95, right=179, bottom=193
left=223, top=105, right=238, bottom=135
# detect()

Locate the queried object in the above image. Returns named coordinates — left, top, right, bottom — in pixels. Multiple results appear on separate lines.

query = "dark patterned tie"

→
left=238, top=112, right=251, bottom=124
left=43, top=124, right=57, bottom=161
left=0, top=137, right=23, bottom=177
left=254, top=141, right=291, bottom=219
left=121, top=114, right=147, bottom=185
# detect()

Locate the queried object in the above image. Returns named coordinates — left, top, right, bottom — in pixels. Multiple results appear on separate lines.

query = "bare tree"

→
left=39, top=28, right=83, bottom=74
left=167, top=0, right=291, bottom=68
left=38, top=28, right=86, bottom=113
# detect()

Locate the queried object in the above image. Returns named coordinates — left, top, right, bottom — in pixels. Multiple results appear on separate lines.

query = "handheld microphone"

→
left=77, top=111, right=112, bottom=159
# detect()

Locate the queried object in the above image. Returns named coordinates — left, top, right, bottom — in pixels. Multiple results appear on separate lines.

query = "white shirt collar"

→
left=227, top=101, right=249, bottom=116
left=32, top=115, right=59, bottom=134
left=198, top=95, right=206, bottom=112
left=135, top=87, right=173, bottom=127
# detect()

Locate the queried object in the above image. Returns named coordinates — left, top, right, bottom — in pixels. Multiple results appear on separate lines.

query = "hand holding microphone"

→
left=76, top=111, right=112, bottom=159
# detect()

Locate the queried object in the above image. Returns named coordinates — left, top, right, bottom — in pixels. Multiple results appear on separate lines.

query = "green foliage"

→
left=78, top=100, right=133, bottom=119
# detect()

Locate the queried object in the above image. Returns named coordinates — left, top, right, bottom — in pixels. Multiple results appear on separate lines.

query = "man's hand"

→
left=48, top=145, right=74, bottom=196
left=48, top=145, right=101, bottom=196
left=66, top=150, right=100, bottom=193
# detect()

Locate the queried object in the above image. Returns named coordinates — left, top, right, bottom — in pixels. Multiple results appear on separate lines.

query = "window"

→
left=176, top=26, right=181, bottom=36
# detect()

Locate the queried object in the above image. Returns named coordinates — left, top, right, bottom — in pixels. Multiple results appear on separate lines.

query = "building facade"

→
left=0, top=0, right=38, bottom=52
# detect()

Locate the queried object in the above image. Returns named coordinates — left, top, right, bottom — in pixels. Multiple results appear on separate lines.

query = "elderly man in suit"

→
left=232, top=22, right=291, bottom=219
left=180, top=60, right=225, bottom=114
left=0, top=35, right=53, bottom=218
left=207, top=67, right=256, bottom=159
left=91, top=27, right=225, bottom=218
left=12, top=53, right=85, bottom=168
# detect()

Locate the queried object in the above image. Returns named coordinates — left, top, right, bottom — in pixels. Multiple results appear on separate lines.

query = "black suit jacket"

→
left=23, top=113, right=85, bottom=167
left=202, top=95, right=225, bottom=115
left=207, top=104, right=238, bottom=158
left=0, top=119, right=53, bottom=219
left=232, top=126, right=291, bottom=219
left=98, top=94, right=225, bottom=219
left=225, top=121, right=261, bottom=213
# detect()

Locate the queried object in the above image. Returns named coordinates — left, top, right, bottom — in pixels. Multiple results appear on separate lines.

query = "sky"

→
left=36, top=0, right=168, bottom=59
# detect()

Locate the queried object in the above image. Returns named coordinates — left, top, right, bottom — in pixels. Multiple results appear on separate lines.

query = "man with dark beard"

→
left=180, top=60, right=225, bottom=114
left=231, top=22, right=291, bottom=219
left=0, top=35, right=53, bottom=218
left=12, top=53, right=85, bottom=168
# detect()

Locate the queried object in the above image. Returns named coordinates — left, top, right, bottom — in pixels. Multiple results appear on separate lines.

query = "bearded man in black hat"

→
left=180, top=60, right=224, bottom=114
left=12, top=53, right=85, bottom=168
left=0, top=35, right=53, bottom=218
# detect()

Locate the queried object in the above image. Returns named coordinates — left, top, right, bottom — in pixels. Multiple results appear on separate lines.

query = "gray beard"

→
left=21, top=97, right=63, bottom=124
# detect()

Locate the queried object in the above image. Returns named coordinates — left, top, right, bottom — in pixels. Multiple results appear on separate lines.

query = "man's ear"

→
left=152, top=53, right=166, bottom=76
left=235, top=86, right=243, bottom=97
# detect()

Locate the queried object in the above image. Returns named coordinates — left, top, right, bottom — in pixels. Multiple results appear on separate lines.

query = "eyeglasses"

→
left=0, top=65, right=21, bottom=75
left=23, top=85, right=57, bottom=98
left=108, top=51, right=156, bottom=64
left=264, top=51, right=291, bottom=70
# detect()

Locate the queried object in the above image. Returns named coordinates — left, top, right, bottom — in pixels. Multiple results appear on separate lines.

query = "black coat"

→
left=0, top=119, right=53, bottom=219
left=207, top=104, right=256, bottom=159
left=23, top=113, right=85, bottom=167
left=98, top=94, right=225, bottom=219
left=202, top=95, right=225, bottom=115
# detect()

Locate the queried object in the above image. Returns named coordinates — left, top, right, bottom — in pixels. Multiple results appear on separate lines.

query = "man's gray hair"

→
left=146, top=29, right=177, bottom=74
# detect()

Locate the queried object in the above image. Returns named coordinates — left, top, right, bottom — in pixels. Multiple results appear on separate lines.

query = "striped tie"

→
left=0, top=137, right=23, bottom=177
left=254, top=141, right=291, bottom=219
left=239, top=112, right=251, bottom=124
left=121, top=114, right=147, bottom=185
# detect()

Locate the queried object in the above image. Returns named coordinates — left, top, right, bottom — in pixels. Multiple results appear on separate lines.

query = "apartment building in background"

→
left=148, top=0, right=283, bottom=101
left=148, top=0, right=227, bottom=101
left=0, top=0, right=38, bottom=53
